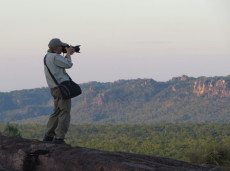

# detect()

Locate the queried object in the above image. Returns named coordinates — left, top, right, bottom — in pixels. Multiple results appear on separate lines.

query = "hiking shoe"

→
left=43, top=136, right=54, bottom=142
left=52, top=138, right=68, bottom=145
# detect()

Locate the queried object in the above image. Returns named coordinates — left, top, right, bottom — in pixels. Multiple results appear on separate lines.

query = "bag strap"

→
left=44, top=55, right=60, bottom=85
left=44, top=55, right=73, bottom=85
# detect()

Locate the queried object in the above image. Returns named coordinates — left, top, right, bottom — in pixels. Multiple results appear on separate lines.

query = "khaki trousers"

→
left=45, top=87, right=71, bottom=139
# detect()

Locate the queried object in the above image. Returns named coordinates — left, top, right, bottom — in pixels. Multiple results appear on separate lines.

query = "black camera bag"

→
left=58, top=80, right=81, bottom=99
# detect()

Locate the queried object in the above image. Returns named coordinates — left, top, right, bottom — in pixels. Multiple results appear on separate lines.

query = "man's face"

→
left=55, top=45, right=62, bottom=54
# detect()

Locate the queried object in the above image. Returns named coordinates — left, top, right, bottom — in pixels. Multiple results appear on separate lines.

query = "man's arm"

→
left=54, top=46, right=75, bottom=68
left=54, top=55, right=73, bottom=69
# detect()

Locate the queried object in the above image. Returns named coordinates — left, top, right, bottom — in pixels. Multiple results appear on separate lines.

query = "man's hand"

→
left=65, top=46, right=75, bottom=59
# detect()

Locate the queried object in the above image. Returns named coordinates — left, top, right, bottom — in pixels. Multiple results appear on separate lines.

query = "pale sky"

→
left=0, top=0, right=229, bottom=92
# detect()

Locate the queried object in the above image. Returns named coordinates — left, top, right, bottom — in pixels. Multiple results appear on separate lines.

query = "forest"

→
left=1, top=123, right=230, bottom=168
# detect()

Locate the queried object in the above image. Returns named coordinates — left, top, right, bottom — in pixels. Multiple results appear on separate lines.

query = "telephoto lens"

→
left=62, top=45, right=81, bottom=53
left=74, top=45, right=81, bottom=53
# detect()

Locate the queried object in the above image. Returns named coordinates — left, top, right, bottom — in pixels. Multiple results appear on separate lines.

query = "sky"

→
left=0, top=0, right=229, bottom=92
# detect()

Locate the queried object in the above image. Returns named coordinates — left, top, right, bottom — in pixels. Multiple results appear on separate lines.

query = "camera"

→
left=62, top=44, right=81, bottom=53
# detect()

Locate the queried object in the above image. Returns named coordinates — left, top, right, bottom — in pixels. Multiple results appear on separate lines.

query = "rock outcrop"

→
left=193, top=79, right=230, bottom=97
left=0, top=135, right=221, bottom=171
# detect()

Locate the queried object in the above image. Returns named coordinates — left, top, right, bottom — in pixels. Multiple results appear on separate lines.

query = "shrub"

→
left=187, top=144, right=230, bottom=168
left=3, top=123, right=21, bottom=137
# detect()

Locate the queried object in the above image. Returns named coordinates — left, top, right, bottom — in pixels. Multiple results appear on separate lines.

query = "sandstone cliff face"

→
left=171, top=75, right=230, bottom=98
left=193, top=79, right=230, bottom=97
left=0, top=136, right=221, bottom=171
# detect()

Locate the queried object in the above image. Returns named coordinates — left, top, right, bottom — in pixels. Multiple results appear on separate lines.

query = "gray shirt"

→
left=44, top=52, right=73, bottom=88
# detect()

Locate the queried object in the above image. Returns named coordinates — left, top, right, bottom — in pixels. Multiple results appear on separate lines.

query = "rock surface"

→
left=0, top=135, right=222, bottom=171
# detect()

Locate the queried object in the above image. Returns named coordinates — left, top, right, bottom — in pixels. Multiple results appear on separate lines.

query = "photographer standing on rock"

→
left=43, top=38, right=75, bottom=144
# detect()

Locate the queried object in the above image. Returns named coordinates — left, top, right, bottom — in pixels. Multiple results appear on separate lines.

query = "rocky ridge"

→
left=0, top=135, right=221, bottom=171
left=2, top=76, right=230, bottom=124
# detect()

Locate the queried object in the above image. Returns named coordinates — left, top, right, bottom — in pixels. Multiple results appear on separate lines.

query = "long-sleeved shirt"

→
left=44, top=52, right=73, bottom=88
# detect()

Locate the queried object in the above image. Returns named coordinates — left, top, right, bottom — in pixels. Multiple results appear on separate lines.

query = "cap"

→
left=48, top=38, right=68, bottom=51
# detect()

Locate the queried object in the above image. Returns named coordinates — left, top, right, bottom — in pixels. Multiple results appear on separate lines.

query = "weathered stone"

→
left=0, top=135, right=222, bottom=171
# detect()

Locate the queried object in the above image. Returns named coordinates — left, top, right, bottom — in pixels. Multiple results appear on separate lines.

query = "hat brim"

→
left=61, top=42, right=68, bottom=47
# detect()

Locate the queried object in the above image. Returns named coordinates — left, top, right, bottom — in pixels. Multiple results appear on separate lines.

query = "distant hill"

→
left=1, top=75, right=230, bottom=124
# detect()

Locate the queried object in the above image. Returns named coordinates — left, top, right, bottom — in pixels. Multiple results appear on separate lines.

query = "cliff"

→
left=0, top=135, right=221, bottom=171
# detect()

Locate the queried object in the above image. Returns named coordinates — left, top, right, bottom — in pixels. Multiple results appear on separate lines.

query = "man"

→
left=43, top=38, right=75, bottom=144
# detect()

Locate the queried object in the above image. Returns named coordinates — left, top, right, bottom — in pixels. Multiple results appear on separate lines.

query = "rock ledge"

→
left=0, top=135, right=221, bottom=171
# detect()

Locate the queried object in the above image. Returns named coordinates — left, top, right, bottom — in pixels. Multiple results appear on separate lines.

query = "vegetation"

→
left=1, top=123, right=21, bottom=137
left=188, top=143, right=230, bottom=168
left=0, top=123, right=230, bottom=168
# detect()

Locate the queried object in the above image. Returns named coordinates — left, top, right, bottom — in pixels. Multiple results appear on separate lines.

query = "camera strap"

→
left=44, top=55, right=72, bottom=86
